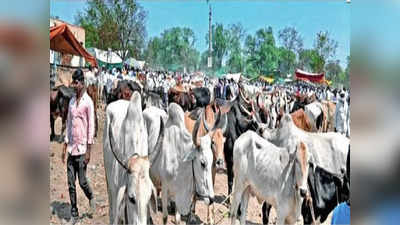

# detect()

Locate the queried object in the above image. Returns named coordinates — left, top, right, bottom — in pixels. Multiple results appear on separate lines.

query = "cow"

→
left=301, top=163, right=349, bottom=225
left=168, top=88, right=195, bottom=112
left=261, top=114, right=349, bottom=224
left=149, top=103, right=215, bottom=225
left=86, top=84, right=98, bottom=137
left=191, top=87, right=211, bottom=108
left=222, top=89, right=258, bottom=196
left=103, top=92, right=151, bottom=224
left=290, top=108, right=313, bottom=132
left=230, top=131, right=310, bottom=225
left=184, top=105, right=227, bottom=224
left=301, top=147, right=350, bottom=225
left=304, top=102, right=324, bottom=132
left=107, top=80, right=142, bottom=105
left=50, top=85, right=74, bottom=142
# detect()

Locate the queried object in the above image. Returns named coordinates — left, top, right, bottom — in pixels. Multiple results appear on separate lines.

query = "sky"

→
left=50, top=0, right=350, bottom=68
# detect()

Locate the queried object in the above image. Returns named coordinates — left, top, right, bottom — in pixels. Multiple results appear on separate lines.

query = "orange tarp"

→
left=50, top=23, right=97, bottom=67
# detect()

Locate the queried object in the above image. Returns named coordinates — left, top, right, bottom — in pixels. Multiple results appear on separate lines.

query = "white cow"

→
left=104, top=92, right=156, bottom=225
left=268, top=114, right=349, bottom=176
left=149, top=103, right=215, bottom=225
left=230, top=131, right=310, bottom=225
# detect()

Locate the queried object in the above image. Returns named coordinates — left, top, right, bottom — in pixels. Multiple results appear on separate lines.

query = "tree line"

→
left=75, top=0, right=348, bottom=86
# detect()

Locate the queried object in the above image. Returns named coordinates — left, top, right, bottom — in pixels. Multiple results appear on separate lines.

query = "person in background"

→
left=62, top=69, right=96, bottom=225
left=334, top=90, right=349, bottom=135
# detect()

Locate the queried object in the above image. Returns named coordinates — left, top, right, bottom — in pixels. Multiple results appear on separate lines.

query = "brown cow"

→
left=184, top=104, right=227, bottom=224
left=291, top=108, right=313, bottom=132
left=320, top=100, right=336, bottom=132
left=86, top=84, right=98, bottom=137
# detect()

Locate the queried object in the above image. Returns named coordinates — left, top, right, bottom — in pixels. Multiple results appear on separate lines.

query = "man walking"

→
left=62, top=69, right=96, bottom=224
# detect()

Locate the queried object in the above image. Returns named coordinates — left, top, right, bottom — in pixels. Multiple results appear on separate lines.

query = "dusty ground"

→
left=49, top=105, right=332, bottom=225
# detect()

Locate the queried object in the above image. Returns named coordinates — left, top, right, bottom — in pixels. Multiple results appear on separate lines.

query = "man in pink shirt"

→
left=61, top=69, right=96, bottom=224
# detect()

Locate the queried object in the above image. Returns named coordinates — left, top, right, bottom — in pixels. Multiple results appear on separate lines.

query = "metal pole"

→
left=208, top=4, right=212, bottom=71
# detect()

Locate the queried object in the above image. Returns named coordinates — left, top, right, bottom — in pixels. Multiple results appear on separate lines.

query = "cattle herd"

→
left=50, top=68, right=350, bottom=225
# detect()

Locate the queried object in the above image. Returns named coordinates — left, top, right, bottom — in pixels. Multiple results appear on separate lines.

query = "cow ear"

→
left=183, top=150, right=196, bottom=162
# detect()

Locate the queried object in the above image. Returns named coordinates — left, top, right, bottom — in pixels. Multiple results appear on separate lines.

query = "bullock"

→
left=86, top=84, right=98, bottom=137
left=261, top=114, right=349, bottom=224
left=301, top=147, right=350, bottom=225
left=149, top=103, right=215, bottom=225
left=142, top=87, right=166, bottom=110
left=230, top=131, right=310, bottom=225
left=168, top=88, right=195, bottom=112
left=301, top=163, right=349, bottom=225
left=107, top=80, right=142, bottom=105
left=191, top=87, right=211, bottom=108
left=222, top=89, right=258, bottom=195
left=304, top=102, right=324, bottom=132
left=50, top=85, right=74, bottom=142
left=184, top=105, right=227, bottom=224
left=290, top=108, right=313, bottom=132
left=103, top=92, right=153, bottom=224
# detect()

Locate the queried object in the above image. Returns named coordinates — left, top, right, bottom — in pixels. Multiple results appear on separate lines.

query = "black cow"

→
left=222, top=91, right=258, bottom=195
left=106, top=80, right=142, bottom=105
left=50, top=85, right=74, bottom=142
left=262, top=150, right=350, bottom=225
left=192, top=87, right=211, bottom=107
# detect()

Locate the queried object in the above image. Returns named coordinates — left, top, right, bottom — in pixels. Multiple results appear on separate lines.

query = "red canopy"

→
left=50, top=23, right=97, bottom=67
left=295, top=69, right=325, bottom=83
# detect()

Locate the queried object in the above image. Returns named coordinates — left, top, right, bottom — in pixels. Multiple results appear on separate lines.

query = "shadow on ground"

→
left=50, top=201, right=94, bottom=223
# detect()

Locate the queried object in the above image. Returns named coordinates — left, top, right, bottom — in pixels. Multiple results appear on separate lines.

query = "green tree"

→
left=314, top=31, right=338, bottom=68
left=206, top=23, right=231, bottom=70
left=298, top=49, right=325, bottom=73
left=278, top=26, right=303, bottom=74
left=226, top=23, right=246, bottom=73
left=244, top=27, right=279, bottom=76
left=76, top=0, right=147, bottom=61
left=325, top=60, right=343, bottom=84
left=277, top=47, right=296, bottom=76
left=144, top=27, right=199, bottom=72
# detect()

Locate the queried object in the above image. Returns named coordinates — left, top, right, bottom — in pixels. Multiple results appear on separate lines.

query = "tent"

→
left=50, top=23, right=97, bottom=67
left=294, top=69, right=325, bottom=83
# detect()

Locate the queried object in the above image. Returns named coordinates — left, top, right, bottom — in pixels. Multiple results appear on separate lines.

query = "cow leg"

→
left=50, top=115, right=55, bottom=141
left=162, top=186, right=168, bottom=225
left=60, top=117, right=67, bottom=143
left=175, top=211, right=181, bottom=225
left=239, top=188, right=250, bottom=225
left=262, top=202, right=272, bottom=225
left=230, top=182, right=246, bottom=225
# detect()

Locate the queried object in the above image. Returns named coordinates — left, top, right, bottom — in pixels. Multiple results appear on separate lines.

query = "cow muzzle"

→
left=128, top=193, right=136, bottom=204
left=215, top=159, right=225, bottom=173
left=299, top=188, right=307, bottom=198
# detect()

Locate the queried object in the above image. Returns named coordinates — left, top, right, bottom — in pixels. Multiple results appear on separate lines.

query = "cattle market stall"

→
left=50, top=23, right=98, bottom=87
left=294, top=69, right=329, bottom=86
left=50, top=23, right=97, bottom=67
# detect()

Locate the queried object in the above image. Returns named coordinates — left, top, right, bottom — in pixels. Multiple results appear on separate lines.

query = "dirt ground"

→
left=49, top=105, right=332, bottom=225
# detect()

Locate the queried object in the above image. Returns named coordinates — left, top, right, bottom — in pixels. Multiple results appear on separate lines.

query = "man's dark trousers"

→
left=67, top=154, right=93, bottom=217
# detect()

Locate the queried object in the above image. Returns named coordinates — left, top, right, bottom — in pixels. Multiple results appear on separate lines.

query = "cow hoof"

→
left=50, top=134, right=56, bottom=142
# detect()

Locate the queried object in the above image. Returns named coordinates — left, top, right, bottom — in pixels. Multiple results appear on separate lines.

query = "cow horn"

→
left=240, top=89, right=250, bottom=105
left=193, top=115, right=201, bottom=147
left=239, top=103, right=252, bottom=117
left=108, top=118, right=129, bottom=170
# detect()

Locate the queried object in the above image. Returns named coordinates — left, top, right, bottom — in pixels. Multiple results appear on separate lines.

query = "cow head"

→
left=202, top=109, right=227, bottom=173
left=189, top=115, right=215, bottom=204
left=125, top=154, right=156, bottom=208
left=291, top=141, right=310, bottom=198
